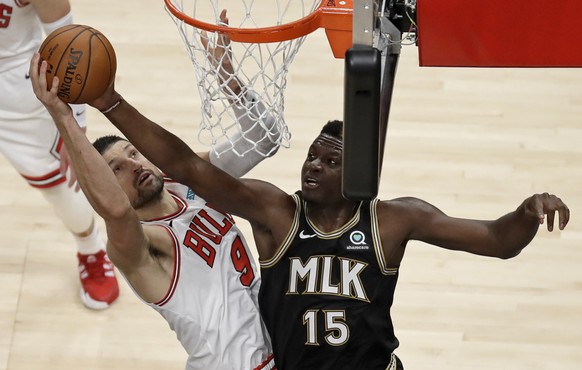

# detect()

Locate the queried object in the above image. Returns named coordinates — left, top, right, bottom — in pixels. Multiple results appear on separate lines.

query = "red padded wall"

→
left=417, top=0, right=582, bottom=67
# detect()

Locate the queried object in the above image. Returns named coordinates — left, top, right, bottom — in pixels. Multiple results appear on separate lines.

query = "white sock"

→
left=75, top=224, right=106, bottom=255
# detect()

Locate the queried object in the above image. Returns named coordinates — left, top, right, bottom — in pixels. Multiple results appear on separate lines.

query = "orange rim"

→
left=164, top=0, right=353, bottom=43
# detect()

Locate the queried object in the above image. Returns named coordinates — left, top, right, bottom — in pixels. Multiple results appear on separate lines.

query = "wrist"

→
left=91, top=91, right=122, bottom=112
left=100, top=98, right=123, bottom=114
left=229, top=83, right=242, bottom=96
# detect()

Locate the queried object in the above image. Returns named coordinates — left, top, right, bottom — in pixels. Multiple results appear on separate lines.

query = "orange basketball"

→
left=39, top=24, right=116, bottom=104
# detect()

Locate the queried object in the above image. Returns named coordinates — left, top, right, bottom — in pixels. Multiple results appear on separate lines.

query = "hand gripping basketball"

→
left=38, top=24, right=117, bottom=104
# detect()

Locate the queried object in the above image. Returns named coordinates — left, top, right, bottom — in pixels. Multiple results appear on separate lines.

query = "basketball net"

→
left=164, top=0, right=324, bottom=157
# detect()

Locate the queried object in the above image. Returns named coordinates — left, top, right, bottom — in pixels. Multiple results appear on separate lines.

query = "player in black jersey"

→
left=55, top=61, right=569, bottom=367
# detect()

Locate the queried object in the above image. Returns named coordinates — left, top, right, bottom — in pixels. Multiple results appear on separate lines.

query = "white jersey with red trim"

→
left=0, top=0, right=63, bottom=184
left=139, top=180, right=274, bottom=370
left=0, top=0, right=86, bottom=186
left=0, top=0, right=42, bottom=72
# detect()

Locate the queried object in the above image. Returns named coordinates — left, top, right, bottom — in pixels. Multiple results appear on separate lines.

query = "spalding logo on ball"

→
left=39, top=24, right=116, bottom=104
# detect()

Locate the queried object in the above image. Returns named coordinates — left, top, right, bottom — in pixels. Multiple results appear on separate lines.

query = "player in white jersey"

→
left=0, top=0, right=119, bottom=309
left=30, top=84, right=277, bottom=370
left=29, top=15, right=279, bottom=367
left=138, top=178, right=273, bottom=370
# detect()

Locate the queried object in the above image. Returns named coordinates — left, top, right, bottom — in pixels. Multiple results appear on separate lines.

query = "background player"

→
left=0, top=0, right=118, bottom=309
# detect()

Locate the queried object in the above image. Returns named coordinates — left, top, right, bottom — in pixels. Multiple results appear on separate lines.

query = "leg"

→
left=0, top=62, right=118, bottom=309
left=40, top=182, right=119, bottom=309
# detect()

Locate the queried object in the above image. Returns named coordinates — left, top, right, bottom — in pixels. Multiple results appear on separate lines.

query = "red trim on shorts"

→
left=56, top=137, right=64, bottom=154
left=21, top=169, right=66, bottom=189
left=21, top=169, right=61, bottom=181
left=28, top=177, right=67, bottom=189
left=254, top=354, right=276, bottom=370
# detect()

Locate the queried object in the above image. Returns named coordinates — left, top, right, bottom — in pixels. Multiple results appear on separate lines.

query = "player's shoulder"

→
left=379, top=196, right=426, bottom=207
left=377, top=196, right=437, bottom=217
left=163, top=178, right=191, bottom=196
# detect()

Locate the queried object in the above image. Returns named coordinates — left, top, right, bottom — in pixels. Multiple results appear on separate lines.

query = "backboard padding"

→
left=417, top=0, right=582, bottom=67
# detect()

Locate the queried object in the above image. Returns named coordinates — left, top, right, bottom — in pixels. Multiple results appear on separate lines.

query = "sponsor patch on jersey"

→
left=346, top=230, right=369, bottom=250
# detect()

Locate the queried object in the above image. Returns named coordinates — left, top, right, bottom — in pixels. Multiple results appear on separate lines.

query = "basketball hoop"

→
left=164, top=0, right=353, bottom=50
left=164, top=0, right=353, bottom=157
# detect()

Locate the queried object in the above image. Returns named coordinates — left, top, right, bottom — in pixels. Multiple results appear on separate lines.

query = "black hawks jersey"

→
left=259, top=192, right=400, bottom=370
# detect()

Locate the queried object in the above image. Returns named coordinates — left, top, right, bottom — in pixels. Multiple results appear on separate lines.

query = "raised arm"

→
left=92, top=89, right=291, bottom=238
left=202, top=9, right=282, bottom=177
left=380, top=193, right=569, bottom=262
left=29, top=54, right=148, bottom=274
left=87, top=13, right=293, bottom=240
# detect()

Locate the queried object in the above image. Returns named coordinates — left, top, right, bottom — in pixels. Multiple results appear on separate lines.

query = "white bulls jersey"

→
left=0, top=0, right=42, bottom=72
left=139, top=180, right=274, bottom=370
left=1, top=0, right=86, bottom=184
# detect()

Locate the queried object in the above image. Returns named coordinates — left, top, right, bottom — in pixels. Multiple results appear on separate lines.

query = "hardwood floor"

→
left=1, top=1, right=580, bottom=369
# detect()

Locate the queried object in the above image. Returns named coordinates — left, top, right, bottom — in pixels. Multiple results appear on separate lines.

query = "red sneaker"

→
left=77, top=250, right=119, bottom=310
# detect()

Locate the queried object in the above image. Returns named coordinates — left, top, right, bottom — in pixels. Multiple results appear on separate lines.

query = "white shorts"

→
left=0, top=59, right=86, bottom=188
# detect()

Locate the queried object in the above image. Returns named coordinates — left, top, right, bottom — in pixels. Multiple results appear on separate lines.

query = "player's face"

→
left=102, top=141, right=164, bottom=209
left=301, top=134, right=344, bottom=203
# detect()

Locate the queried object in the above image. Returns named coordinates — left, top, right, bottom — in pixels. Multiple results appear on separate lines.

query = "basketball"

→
left=38, top=24, right=116, bottom=104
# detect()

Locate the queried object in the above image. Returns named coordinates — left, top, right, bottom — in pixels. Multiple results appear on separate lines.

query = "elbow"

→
left=496, top=247, right=523, bottom=260
left=258, top=120, right=283, bottom=157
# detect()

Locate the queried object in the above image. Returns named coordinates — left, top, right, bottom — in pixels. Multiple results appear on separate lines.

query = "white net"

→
left=165, top=0, right=322, bottom=157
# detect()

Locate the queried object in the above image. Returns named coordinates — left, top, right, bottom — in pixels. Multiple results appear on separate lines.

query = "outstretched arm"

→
left=202, top=9, right=282, bottom=177
left=91, top=90, right=290, bottom=236
left=381, top=193, right=569, bottom=261
left=88, top=12, right=292, bottom=236
left=29, top=54, right=148, bottom=273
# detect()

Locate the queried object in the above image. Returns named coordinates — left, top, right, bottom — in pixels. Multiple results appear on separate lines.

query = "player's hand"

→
left=58, top=144, right=81, bottom=191
left=201, top=9, right=232, bottom=70
left=200, top=10, right=240, bottom=94
left=29, top=53, right=71, bottom=118
left=523, top=193, right=569, bottom=231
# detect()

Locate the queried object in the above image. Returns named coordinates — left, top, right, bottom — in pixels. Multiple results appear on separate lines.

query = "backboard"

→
left=342, top=0, right=417, bottom=200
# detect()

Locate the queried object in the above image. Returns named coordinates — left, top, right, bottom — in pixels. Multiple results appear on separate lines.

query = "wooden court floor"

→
left=1, top=1, right=581, bottom=369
